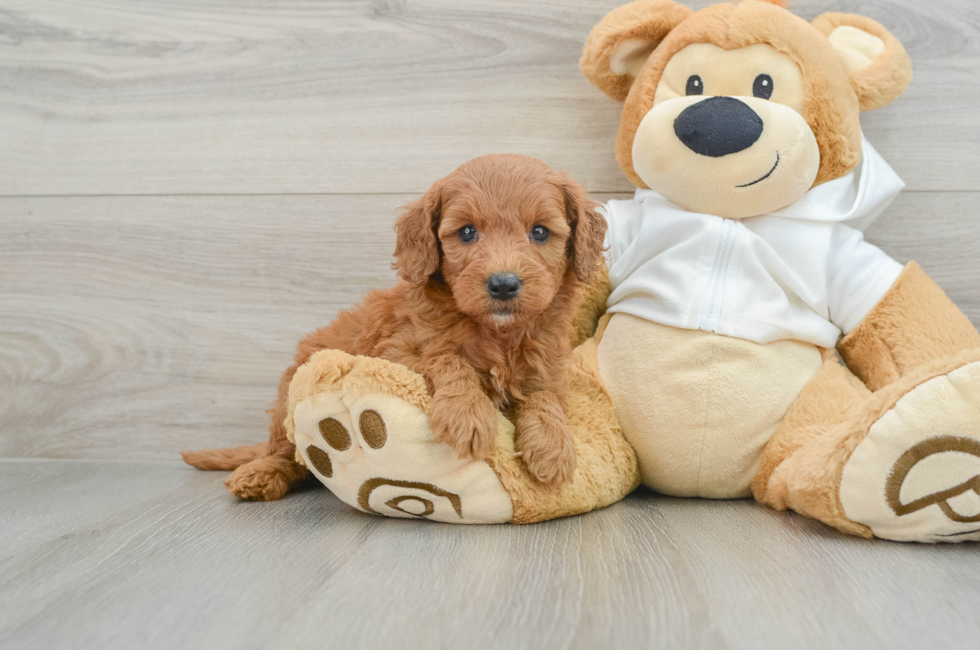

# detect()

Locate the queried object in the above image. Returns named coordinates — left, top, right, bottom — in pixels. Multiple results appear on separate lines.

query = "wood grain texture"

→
left=2, top=4, right=979, bottom=648
left=0, top=459, right=978, bottom=650
left=0, top=194, right=403, bottom=458
left=2, top=191, right=978, bottom=459
left=0, top=193, right=980, bottom=458
left=0, top=0, right=978, bottom=196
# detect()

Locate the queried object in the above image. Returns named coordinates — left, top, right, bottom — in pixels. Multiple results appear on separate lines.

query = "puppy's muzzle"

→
left=486, top=273, right=522, bottom=301
left=674, top=96, right=763, bottom=157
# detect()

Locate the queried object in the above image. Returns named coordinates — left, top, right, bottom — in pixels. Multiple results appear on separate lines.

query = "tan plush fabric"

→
left=812, top=13, right=913, bottom=111
left=754, top=263, right=980, bottom=539
left=489, top=334, right=641, bottom=523
left=287, top=350, right=515, bottom=523
left=752, top=348, right=872, bottom=502
left=571, top=258, right=611, bottom=348
left=574, top=2, right=976, bottom=542
left=597, top=314, right=822, bottom=498
left=286, top=342, right=638, bottom=525
left=839, top=262, right=980, bottom=391
left=631, top=71, right=820, bottom=217
left=581, top=1, right=913, bottom=192
left=603, top=0, right=862, bottom=189
left=758, top=349, right=980, bottom=538
left=827, top=26, right=884, bottom=75
left=286, top=350, right=432, bottom=437
left=579, top=0, right=693, bottom=102
left=839, top=359, right=980, bottom=542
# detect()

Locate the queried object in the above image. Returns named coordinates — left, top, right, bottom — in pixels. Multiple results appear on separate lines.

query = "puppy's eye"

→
left=753, top=74, right=773, bottom=100
left=458, top=225, right=477, bottom=243
left=685, top=75, right=704, bottom=96
left=530, top=225, right=550, bottom=243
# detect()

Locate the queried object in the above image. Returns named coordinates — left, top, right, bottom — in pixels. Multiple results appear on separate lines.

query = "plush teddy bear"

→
left=286, top=0, right=980, bottom=542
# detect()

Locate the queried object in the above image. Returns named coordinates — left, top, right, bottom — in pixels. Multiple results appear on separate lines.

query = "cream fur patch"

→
left=597, top=314, right=822, bottom=498
left=633, top=43, right=820, bottom=218
left=840, top=361, right=980, bottom=542
left=828, top=25, right=885, bottom=74
left=610, top=37, right=658, bottom=77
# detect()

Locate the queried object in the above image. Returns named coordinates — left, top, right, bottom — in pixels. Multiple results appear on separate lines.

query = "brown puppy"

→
left=183, top=154, right=607, bottom=500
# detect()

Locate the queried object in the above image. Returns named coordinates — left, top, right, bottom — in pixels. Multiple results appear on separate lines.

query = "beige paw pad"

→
left=287, top=350, right=514, bottom=524
left=841, top=360, right=980, bottom=542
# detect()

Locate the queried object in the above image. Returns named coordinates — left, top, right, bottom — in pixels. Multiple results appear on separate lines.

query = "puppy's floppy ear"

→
left=559, top=174, right=607, bottom=284
left=812, top=13, right=912, bottom=111
left=580, top=0, right=692, bottom=102
left=393, top=179, right=444, bottom=285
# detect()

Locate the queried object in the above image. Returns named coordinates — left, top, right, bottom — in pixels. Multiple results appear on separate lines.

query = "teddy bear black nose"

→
left=673, top=96, right=764, bottom=157
left=486, top=273, right=522, bottom=301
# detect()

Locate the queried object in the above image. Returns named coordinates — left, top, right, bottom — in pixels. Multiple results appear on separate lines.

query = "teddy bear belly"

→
left=597, top=313, right=823, bottom=498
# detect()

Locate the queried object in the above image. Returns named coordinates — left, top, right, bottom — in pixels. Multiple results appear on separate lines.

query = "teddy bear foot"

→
left=286, top=349, right=514, bottom=523
left=839, top=357, right=980, bottom=543
left=285, top=340, right=640, bottom=525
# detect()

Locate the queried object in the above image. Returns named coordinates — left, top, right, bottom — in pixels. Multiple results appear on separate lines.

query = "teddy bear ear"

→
left=812, top=13, right=913, bottom=111
left=580, top=0, right=692, bottom=102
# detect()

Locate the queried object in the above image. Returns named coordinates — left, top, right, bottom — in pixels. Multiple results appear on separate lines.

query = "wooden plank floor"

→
left=1, top=0, right=979, bottom=648
left=1, top=459, right=979, bottom=650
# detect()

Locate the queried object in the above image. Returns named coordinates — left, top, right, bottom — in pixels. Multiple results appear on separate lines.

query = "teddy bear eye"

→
left=753, top=74, right=774, bottom=100
left=458, top=225, right=477, bottom=243
left=685, top=75, right=704, bottom=96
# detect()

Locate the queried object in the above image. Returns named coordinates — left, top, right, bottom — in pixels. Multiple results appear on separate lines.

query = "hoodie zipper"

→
left=698, top=218, right=737, bottom=333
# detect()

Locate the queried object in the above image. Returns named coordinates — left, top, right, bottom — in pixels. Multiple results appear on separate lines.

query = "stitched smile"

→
left=736, top=152, right=780, bottom=188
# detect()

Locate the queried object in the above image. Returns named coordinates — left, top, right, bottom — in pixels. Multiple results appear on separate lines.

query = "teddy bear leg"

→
left=836, top=354, right=980, bottom=542
left=752, top=351, right=877, bottom=537
left=834, top=262, right=980, bottom=542
left=755, top=263, right=980, bottom=542
left=287, top=341, right=639, bottom=524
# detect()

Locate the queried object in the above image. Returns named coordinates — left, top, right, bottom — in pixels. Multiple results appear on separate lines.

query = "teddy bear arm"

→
left=491, top=334, right=641, bottom=523
left=570, top=258, right=612, bottom=349
left=838, top=262, right=980, bottom=391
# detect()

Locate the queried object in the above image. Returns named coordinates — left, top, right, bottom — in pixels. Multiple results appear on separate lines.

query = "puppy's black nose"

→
left=673, top=96, right=763, bottom=157
left=486, top=273, right=522, bottom=301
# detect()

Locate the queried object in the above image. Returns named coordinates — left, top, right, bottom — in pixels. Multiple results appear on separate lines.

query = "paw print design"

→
left=841, top=359, right=980, bottom=542
left=885, top=436, right=980, bottom=531
left=287, top=350, right=514, bottom=524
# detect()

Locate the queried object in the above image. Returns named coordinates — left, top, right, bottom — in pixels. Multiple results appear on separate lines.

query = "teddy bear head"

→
left=580, top=0, right=912, bottom=218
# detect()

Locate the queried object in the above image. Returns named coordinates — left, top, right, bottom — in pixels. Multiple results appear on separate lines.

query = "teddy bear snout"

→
left=673, top=96, right=764, bottom=158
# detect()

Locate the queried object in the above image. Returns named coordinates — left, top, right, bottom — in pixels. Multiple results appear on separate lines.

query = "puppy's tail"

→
left=181, top=442, right=267, bottom=471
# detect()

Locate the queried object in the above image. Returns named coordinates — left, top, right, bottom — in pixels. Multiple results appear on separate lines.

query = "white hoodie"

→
left=602, top=138, right=904, bottom=348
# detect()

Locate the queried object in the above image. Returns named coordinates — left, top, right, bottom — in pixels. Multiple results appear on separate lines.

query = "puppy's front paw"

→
left=517, top=403, right=576, bottom=485
left=429, top=391, right=499, bottom=460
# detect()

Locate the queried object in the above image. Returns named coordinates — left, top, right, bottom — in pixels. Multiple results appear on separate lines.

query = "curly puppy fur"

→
left=182, top=154, right=607, bottom=499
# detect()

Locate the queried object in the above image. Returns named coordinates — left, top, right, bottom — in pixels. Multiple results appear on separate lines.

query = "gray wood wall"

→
left=2, top=0, right=978, bottom=460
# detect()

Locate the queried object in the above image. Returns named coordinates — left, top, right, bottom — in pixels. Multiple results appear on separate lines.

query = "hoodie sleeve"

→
left=826, top=223, right=903, bottom=335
